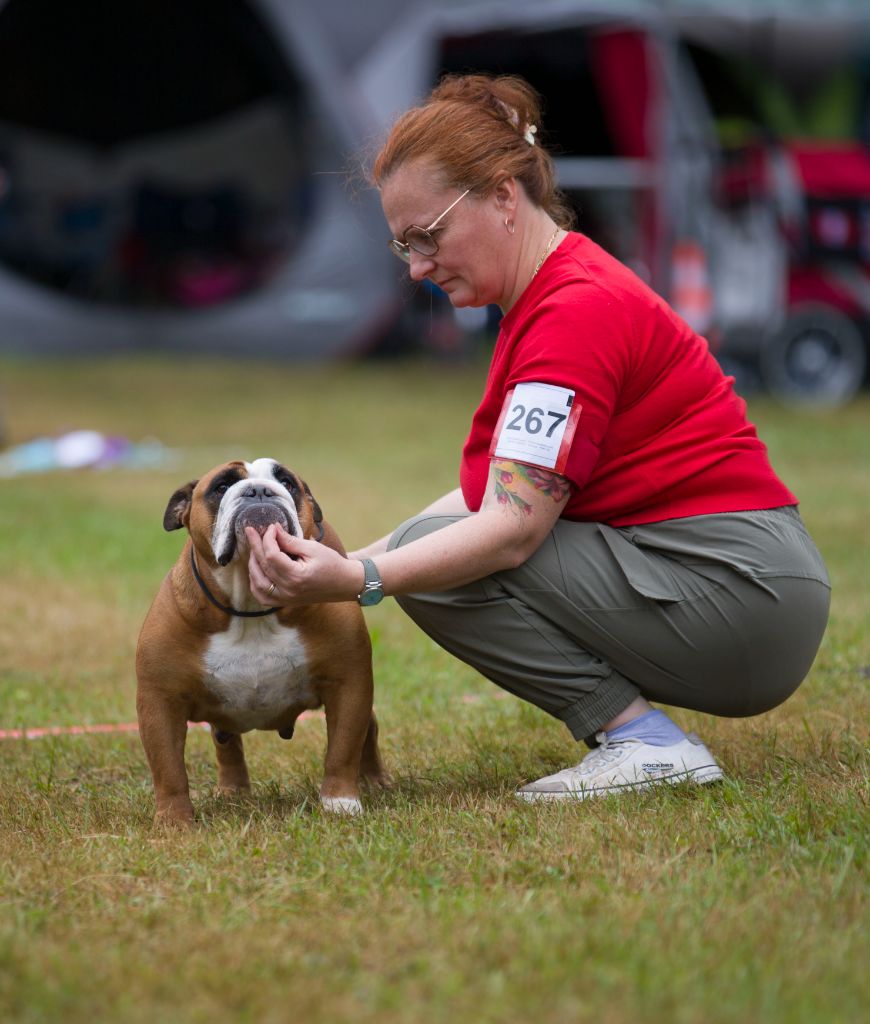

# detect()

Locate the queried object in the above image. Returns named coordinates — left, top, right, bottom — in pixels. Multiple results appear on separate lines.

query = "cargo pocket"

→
left=597, top=525, right=711, bottom=603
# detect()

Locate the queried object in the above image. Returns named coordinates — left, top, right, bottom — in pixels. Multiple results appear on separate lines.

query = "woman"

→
left=247, top=74, right=830, bottom=800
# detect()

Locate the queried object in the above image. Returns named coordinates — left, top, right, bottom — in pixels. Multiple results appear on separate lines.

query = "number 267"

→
left=506, top=405, right=566, bottom=437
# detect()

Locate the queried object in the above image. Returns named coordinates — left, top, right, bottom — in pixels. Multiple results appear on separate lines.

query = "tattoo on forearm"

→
left=492, top=460, right=571, bottom=517
left=494, top=469, right=533, bottom=517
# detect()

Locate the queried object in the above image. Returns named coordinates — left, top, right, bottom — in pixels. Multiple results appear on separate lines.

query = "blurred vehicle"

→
left=678, top=11, right=870, bottom=405
left=709, top=139, right=870, bottom=405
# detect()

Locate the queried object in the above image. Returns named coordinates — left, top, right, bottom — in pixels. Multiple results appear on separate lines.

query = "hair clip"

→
left=524, top=124, right=537, bottom=146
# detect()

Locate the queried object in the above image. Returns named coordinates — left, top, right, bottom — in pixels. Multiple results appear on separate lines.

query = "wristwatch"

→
left=356, top=558, right=385, bottom=606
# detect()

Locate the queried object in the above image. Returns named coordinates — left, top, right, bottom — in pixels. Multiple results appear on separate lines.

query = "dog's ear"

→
left=163, top=480, right=197, bottom=531
left=302, top=481, right=323, bottom=524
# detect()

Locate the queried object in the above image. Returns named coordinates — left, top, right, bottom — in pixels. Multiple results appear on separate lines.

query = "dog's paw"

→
left=153, top=811, right=197, bottom=830
left=320, top=796, right=363, bottom=816
left=364, top=771, right=394, bottom=791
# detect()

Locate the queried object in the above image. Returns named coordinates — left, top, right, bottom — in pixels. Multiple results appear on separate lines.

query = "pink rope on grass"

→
left=0, top=712, right=322, bottom=741
left=0, top=694, right=506, bottom=741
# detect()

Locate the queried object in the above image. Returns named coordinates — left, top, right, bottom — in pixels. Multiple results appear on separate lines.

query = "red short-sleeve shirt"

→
left=460, top=232, right=797, bottom=526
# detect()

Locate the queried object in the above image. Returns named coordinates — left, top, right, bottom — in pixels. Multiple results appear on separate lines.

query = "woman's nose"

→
left=408, top=249, right=435, bottom=281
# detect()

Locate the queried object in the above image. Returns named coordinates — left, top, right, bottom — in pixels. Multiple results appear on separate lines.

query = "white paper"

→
left=492, top=382, right=576, bottom=470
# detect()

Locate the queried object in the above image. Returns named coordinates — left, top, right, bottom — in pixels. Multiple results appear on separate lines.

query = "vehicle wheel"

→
left=759, top=304, right=867, bottom=406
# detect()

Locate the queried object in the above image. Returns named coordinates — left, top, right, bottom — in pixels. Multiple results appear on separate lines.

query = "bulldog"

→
left=135, top=458, right=387, bottom=826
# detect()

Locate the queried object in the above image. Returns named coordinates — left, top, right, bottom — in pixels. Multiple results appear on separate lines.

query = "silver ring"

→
left=267, top=582, right=277, bottom=597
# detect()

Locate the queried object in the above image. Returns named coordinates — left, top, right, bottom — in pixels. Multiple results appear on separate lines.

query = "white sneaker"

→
left=516, top=731, right=724, bottom=801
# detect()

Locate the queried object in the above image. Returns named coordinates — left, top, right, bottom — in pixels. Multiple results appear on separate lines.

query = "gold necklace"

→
left=533, top=228, right=561, bottom=276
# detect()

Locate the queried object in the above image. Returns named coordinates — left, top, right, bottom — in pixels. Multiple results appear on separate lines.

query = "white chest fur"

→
left=202, top=617, right=313, bottom=731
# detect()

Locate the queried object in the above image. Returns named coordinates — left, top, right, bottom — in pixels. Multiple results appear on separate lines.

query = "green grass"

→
left=0, top=355, right=867, bottom=1024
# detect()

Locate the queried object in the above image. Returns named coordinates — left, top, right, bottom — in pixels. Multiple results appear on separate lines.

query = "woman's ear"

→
left=493, top=175, right=518, bottom=214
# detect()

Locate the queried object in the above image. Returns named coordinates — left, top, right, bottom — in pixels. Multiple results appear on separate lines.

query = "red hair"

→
left=371, top=73, right=574, bottom=228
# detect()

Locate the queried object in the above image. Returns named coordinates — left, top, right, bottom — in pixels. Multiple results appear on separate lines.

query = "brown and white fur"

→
left=135, top=458, right=387, bottom=826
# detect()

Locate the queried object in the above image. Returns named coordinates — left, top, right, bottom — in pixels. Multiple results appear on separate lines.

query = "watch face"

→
left=359, top=585, right=384, bottom=607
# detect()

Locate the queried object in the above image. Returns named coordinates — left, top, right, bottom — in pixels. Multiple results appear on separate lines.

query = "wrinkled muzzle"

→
left=212, top=485, right=299, bottom=566
left=234, top=501, right=289, bottom=539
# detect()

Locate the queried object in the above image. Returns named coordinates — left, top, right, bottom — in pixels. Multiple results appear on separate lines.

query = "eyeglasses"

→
left=388, top=188, right=472, bottom=263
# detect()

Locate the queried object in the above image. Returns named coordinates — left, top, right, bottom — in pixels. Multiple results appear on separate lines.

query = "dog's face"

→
left=163, top=459, right=323, bottom=565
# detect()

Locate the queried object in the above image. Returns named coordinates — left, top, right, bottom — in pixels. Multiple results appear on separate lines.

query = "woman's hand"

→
left=246, top=524, right=364, bottom=607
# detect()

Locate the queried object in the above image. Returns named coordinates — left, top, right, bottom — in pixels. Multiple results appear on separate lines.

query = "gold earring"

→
left=504, top=218, right=515, bottom=235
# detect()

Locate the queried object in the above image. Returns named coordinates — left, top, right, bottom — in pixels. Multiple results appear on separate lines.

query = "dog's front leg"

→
left=136, top=693, right=195, bottom=827
left=320, top=682, right=373, bottom=816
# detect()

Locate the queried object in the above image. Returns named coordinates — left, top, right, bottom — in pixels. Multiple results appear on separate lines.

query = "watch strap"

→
left=357, top=558, right=384, bottom=606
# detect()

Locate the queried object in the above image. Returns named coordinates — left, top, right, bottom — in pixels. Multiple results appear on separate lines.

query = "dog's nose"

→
left=242, top=484, right=276, bottom=500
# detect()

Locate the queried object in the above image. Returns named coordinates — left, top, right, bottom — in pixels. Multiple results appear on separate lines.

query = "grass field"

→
left=0, top=355, right=867, bottom=1024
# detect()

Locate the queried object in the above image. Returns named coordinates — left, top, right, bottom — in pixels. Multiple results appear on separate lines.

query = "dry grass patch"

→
left=0, top=358, right=867, bottom=1023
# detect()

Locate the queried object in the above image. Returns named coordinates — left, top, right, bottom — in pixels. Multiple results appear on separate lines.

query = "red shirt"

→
left=460, top=232, right=797, bottom=526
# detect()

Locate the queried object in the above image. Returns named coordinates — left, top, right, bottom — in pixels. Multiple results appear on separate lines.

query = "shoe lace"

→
left=572, top=732, right=630, bottom=776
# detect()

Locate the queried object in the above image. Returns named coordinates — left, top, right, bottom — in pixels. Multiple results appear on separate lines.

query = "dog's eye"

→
left=208, top=471, right=240, bottom=498
left=278, top=475, right=297, bottom=492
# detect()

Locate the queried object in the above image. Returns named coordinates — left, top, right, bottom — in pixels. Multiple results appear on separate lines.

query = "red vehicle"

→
left=711, top=138, right=870, bottom=404
left=677, top=16, right=870, bottom=405
left=771, top=142, right=870, bottom=402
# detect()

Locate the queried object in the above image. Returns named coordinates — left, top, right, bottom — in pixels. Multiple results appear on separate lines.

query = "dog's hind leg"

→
left=210, top=728, right=251, bottom=793
left=360, top=713, right=391, bottom=788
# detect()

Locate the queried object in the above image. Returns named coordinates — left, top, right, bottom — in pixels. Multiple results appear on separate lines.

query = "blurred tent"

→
left=0, top=0, right=406, bottom=357
left=0, top=0, right=868, bottom=391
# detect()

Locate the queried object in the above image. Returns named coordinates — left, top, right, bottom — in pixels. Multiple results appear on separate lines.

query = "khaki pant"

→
left=388, top=506, right=831, bottom=742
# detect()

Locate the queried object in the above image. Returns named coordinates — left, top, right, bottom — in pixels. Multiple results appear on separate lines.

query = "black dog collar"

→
left=190, top=548, right=278, bottom=618
left=189, top=522, right=325, bottom=618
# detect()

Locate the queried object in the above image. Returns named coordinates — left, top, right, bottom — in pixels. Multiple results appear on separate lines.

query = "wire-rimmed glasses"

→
left=388, top=188, right=472, bottom=263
